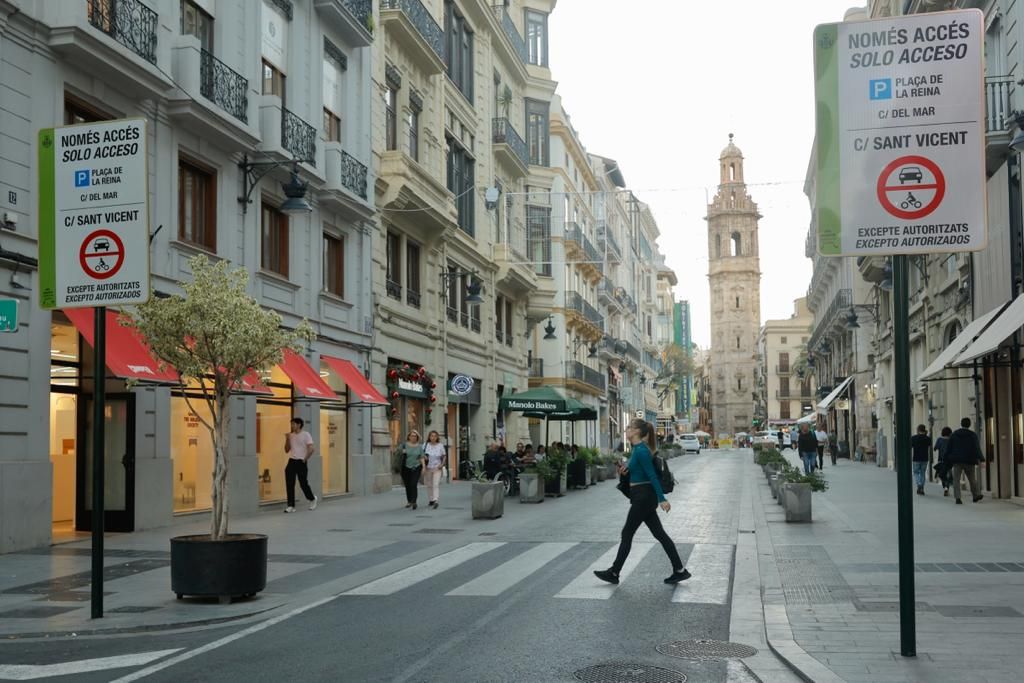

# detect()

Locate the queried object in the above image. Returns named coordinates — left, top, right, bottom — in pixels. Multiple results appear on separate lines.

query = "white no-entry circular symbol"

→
left=79, top=229, right=124, bottom=280
left=876, top=155, right=945, bottom=220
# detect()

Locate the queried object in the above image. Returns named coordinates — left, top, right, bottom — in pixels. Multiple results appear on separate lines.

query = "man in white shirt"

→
left=814, top=426, right=829, bottom=469
left=284, top=417, right=317, bottom=513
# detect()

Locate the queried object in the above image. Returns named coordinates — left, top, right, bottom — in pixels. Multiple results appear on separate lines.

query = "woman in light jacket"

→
left=399, top=430, right=424, bottom=510
left=423, top=430, right=446, bottom=509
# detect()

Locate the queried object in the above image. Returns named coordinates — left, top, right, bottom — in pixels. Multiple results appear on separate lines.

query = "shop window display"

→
left=170, top=395, right=214, bottom=512
left=257, top=365, right=294, bottom=502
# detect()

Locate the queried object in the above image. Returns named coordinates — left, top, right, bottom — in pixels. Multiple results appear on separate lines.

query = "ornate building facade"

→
left=707, top=136, right=762, bottom=436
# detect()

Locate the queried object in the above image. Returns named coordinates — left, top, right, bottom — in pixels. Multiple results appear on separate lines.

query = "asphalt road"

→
left=0, top=449, right=752, bottom=683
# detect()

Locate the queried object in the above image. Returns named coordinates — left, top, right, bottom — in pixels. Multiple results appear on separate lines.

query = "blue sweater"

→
left=628, top=442, right=666, bottom=502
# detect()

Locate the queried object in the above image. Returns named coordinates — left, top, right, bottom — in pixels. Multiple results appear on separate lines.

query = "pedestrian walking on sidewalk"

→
left=797, top=424, right=818, bottom=474
left=283, top=418, right=317, bottom=513
left=946, top=418, right=984, bottom=504
left=911, top=424, right=931, bottom=495
left=594, top=419, right=689, bottom=586
left=934, top=426, right=953, bottom=496
left=423, top=430, right=446, bottom=509
left=399, top=430, right=425, bottom=510
left=814, top=426, right=828, bottom=469
left=828, top=431, right=839, bottom=465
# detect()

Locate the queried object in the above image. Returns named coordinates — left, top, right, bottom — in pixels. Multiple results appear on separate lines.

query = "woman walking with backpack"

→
left=594, top=419, right=690, bottom=586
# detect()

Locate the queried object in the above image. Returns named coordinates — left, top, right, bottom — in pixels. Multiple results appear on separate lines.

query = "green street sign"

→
left=0, top=298, right=18, bottom=332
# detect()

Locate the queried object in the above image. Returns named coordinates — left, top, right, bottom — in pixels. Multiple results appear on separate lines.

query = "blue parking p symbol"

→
left=74, top=170, right=90, bottom=188
left=869, top=79, right=892, bottom=100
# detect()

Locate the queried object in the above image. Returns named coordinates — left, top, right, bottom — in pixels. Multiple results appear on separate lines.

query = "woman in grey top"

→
left=399, top=430, right=425, bottom=510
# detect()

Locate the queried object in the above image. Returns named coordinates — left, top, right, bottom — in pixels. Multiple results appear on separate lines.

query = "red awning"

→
left=321, top=355, right=389, bottom=405
left=231, top=369, right=273, bottom=396
left=278, top=348, right=337, bottom=400
left=65, top=308, right=179, bottom=383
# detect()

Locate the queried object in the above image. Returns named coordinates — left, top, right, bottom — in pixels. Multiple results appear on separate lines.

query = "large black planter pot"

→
left=171, top=533, right=268, bottom=603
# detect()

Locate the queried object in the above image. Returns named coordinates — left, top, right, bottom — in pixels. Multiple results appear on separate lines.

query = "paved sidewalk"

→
left=752, top=450, right=1024, bottom=682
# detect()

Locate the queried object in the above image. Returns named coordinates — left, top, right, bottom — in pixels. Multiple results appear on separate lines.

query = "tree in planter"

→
left=126, top=255, right=314, bottom=540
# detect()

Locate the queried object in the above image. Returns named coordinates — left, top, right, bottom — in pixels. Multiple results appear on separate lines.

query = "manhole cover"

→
left=656, top=640, right=758, bottom=660
left=573, top=662, right=686, bottom=682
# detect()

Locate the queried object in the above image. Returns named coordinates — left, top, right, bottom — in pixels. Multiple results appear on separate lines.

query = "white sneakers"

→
left=284, top=496, right=319, bottom=513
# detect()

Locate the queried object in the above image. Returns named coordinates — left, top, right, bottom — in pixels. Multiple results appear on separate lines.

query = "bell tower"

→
left=707, top=134, right=762, bottom=437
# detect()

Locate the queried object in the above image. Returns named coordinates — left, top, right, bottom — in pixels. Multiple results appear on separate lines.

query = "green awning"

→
left=498, top=386, right=567, bottom=413
left=525, top=396, right=597, bottom=421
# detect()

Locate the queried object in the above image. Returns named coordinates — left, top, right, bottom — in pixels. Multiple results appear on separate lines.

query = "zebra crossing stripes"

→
left=342, top=542, right=505, bottom=595
left=553, top=542, right=656, bottom=600
left=672, top=543, right=733, bottom=605
left=446, top=542, right=578, bottom=596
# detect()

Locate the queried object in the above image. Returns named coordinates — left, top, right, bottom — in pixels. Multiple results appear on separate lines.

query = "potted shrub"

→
left=780, top=470, right=829, bottom=522
left=521, top=460, right=550, bottom=504
left=471, top=466, right=505, bottom=519
left=543, top=447, right=568, bottom=497
left=127, top=255, right=313, bottom=603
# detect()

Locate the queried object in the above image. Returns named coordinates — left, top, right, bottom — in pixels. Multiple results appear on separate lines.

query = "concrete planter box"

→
left=589, top=465, right=598, bottom=485
left=606, top=463, right=618, bottom=479
left=596, top=466, right=607, bottom=482
left=518, top=472, right=545, bottom=504
left=769, top=475, right=781, bottom=499
left=782, top=482, right=812, bottom=522
left=544, top=471, right=567, bottom=497
left=472, top=481, right=505, bottom=519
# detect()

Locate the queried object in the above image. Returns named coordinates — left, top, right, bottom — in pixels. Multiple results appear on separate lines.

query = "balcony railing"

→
left=446, top=305, right=458, bottom=323
left=808, top=288, right=852, bottom=354
left=386, top=278, right=401, bottom=300
left=341, top=150, right=368, bottom=199
left=496, top=327, right=505, bottom=345
left=87, top=0, right=157, bottom=65
left=283, top=108, right=317, bottom=165
left=470, top=317, right=481, bottom=333
left=529, top=358, right=544, bottom=378
left=565, top=224, right=601, bottom=267
left=199, top=49, right=248, bottom=123
left=621, top=339, right=642, bottom=363
left=494, top=6, right=528, bottom=63
left=381, top=0, right=445, bottom=63
left=776, top=365, right=791, bottom=375
left=342, top=0, right=372, bottom=27
left=406, top=289, right=421, bottom=308
left=492, top=117, right=530, bottom=169
left=597, top=224, right=621, bottom=261
left=985, top=75, right=1012, bottom=134
left=566, top=292, right=605, bottom=330
left=566, top=360, right=606, bottom=393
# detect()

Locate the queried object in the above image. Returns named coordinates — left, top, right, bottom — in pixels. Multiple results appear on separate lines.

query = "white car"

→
left=679, top=433, right=701, bottom=454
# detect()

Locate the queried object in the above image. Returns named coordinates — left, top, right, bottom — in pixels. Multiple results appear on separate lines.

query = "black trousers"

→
left=611, top=485, right=683, bottom=573
left=816, top=446, right=825, bottom=469
left=285, top=459, right=315, bottom=507
left=401, top=465, right=421, bottom=504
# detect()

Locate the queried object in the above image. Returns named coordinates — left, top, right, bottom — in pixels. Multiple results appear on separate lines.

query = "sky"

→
left=548, top=0, right=861, bottom=348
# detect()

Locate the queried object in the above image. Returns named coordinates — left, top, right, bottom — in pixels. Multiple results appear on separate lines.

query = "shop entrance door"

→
left=76, top=393, right=135, bottom=532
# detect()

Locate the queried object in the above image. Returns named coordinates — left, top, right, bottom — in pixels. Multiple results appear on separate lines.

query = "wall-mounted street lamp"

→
left=238, top=154, right=316, bottom=215
left=846, top=302, right=880, bottom=329
left=542, top=316, right=556, bottom=340
left=439, top=269, right=484, bottom=305
left=572, top=337, right=598, bottom=359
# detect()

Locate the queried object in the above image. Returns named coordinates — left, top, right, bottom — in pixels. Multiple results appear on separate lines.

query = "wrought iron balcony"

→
left=597, top=280, right=622, bottom=310
left=87, top=0, right=157, bottom=65
left=282, top=108, right=316, bottom=165
left=494, top=6, right=528, bottom=63
left=808, top=288, right=852, bottom=354
left=447, top=305, right=458, bottom=323
left=471, top=316, right=481, bottom=333
left=564, top=224, right=601, bottom=267
left=386, top=278, right=402, bottom=300
left=496, top=327, right=505, bottom=345
left=985, top=75, right=1012, bottom=134
left=529, top=358, right=544, bottom=378
left=342, top=0, right=372, bottom=27
left=492, top=118, right=530, bottom=170
left=566, top=292, right=605, bottom=331
left=200, top=49, right=248, bottom=123
left=621, top=339, right=641, bottom=363
left=566, top=360, right=606, bottom=393
left=341, top=150, right=368, bottom=199
left=381, top=0, right=445, bottom=64
left=775, top=365, right=791, bottom=375
left=406, top=288, right=421, bottom=308
left=597, top=223, right=622, bottom=262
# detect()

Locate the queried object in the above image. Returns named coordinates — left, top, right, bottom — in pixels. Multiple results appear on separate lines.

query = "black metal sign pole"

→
left=892, top=255, right=916, bottom=656
left=91, top=305, right=106, bottom=619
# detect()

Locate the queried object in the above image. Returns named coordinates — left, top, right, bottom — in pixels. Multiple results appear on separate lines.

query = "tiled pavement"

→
left=752, top=450, right=1024, bottom=682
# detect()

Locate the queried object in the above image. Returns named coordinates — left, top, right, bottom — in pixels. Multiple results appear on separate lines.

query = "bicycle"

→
left=494, top=463, right=522, bottom=497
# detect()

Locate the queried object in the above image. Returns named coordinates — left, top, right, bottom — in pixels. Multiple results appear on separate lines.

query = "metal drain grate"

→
left=574, top=662, right=686, bottom=682
left=656, top=640, right=758, bottom=660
